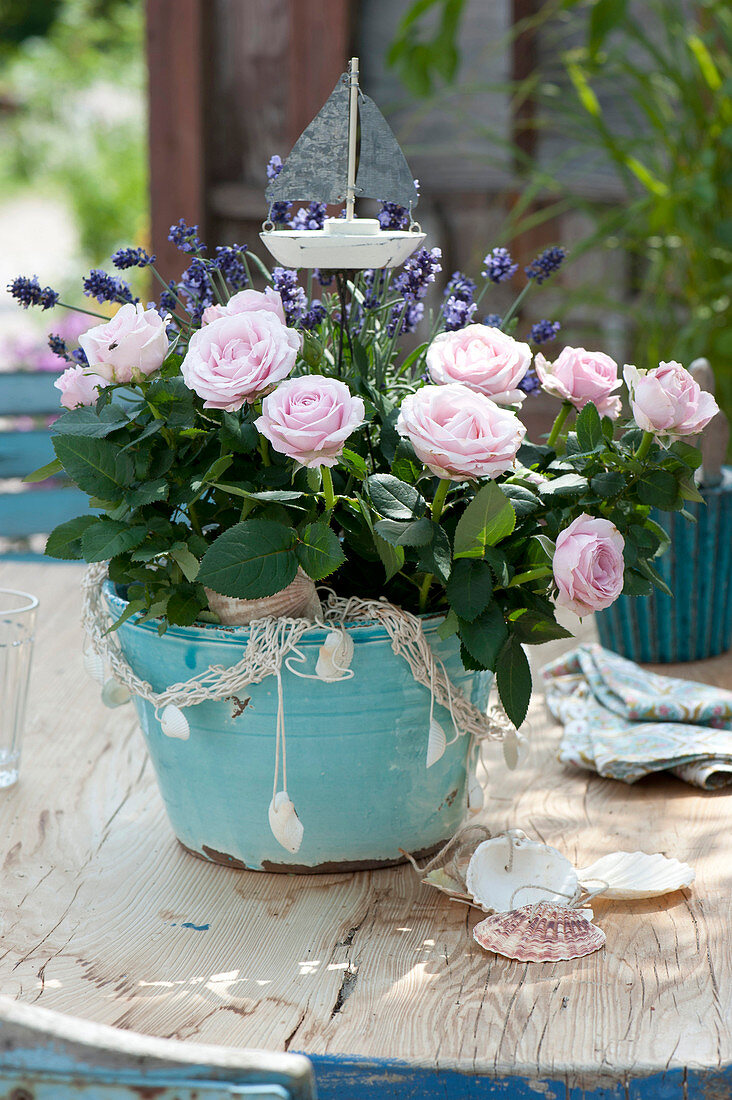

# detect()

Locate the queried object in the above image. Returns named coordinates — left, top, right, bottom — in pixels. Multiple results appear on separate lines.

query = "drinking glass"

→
left=0, top=589, right=38, bottom=788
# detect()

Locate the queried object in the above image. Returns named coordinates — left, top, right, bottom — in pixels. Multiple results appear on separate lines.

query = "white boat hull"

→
left=259, top=229, right=426, bottom=270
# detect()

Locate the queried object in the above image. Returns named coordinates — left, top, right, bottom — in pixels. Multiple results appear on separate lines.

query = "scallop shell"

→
left=466, top=833, right=578, bottom=912
left=426, top=717, right=447, bottom=768
left=83, top=647, right=105, bottom=685
left=268, top=791, right=304, bottom=854
left=205, top=569, right=320, bottom=626
left=160, top=704, right=190, bottom=741
left=473, top=902, right=606, bottom=962
left=467, top=773, right=484, bottom=814
left=577, top=851, right=695, bottom=899
left=101, top=678, right=131, bottom=708
left=315, top=630, right=355, bottom=681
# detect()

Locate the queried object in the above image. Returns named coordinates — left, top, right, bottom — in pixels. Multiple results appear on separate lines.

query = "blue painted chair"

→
left=0, top=370, right=88, bottom=541
left=0, top=993, right=316, bottom=1098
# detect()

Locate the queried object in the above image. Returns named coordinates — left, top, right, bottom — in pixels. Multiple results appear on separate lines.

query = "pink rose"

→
left=624, top=361, right=719, bottom=439
left=535, top=346, right=621, bottom=418
left=426, top=324, right=531, bottom=405
left=181, top=310, right=300, bottom=411
left=396, top=383, right=526, bottom=481
left=54, top=366, right=109, bottom=409
left=255, top=375, right=365, bottom=468
left=202, top=287, right=286, bottom=326
left=553, top=514, right=625, bottom=616
left=78, top=303, right=169, bottom=383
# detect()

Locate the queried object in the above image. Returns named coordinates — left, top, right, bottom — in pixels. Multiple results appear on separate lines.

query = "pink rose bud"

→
left=255, top=375, right=365, bottom=468
left=396, top=383, right=526, bottom=481
left=552, top=514, right=625, bottom=616
left=426, top=324, right=531, bottom=405
left=54, top=366, right=109, bottom=409
left=623, top=361, right=719, bottom=439
left=181, top=309, right=300, bottom=411
left=78, top=303, right=169, bottom=383
left=535, top=346, right=621, bottom=417
left=202, top=286, right=286, bottom=326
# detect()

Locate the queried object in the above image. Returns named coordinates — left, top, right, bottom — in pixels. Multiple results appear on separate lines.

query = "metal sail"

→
left=355, top=93, right=418, bottom=210
left=265, top=78, right=350, bottom=205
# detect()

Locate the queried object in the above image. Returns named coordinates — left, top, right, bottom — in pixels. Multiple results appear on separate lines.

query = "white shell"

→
left=268, top=791, right=304, bottom=854
left=577, top=851, right=695, bottom=899
left=467, top=773, right=484, bottom=814
left=83, top=647, right=105, bottom=685
left=101, top=678, right=131, bottom=708
left=315, top=630, right=355, bottom=681
left=466, top=833, right=578, bottom=912
left=502, top=728, right=519, bottom=770
left=160, top=704, right=190, bottom=741
left=205, top=569, right=320, bottom=626
left=426, top=718, right=446, bottom=768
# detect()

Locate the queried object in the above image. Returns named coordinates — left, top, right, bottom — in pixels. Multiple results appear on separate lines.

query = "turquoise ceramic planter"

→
left=596, top=467, right=732, bottom=663
left=105, top=585, right=492, bottom=872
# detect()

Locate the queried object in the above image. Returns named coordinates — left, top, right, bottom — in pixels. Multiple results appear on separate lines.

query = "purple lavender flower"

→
left=444, top=271, right=477, bottom=302
left=442, top=295, right=477, bottom=331
left=159, top=281, right=179, bottom=314
left=168, top=219, right=204, bottom=253
left=289, top=202, right=327, bottom=231
left=179, top=258, right=217, bottom=323
left=111, top=247, right=155, bottom=269
left=377, top=202, right=409, bottom=230
left=47, top=334, right=70, bottom=361
left=272, top=267, right=307, bottom=325
left=482, top=247, right=518, bottom=284
left=518, top=369, right=541, bottom=395
left=270, top=202, right=292, bottom=225
left=525, top=246, right=566, bottom=284
left=301, top=299, right=327, bottom=330
left=393, top=247, right=442, bottom=301
left=267, top=155, right=283, bottom=180
left=71, top=347, right=89, bottom=366
left=82, top=269, right=136, bottom=304
left=484, top=313, right=503, bottom=328
left=314, top=269, right=335, bottom=288
left=8, top=275, right=59, bottom=310
left=529, top=319, right=561, bottom=344
left=215, top=244, right=249, bottom=291
left=388, top=299, right=424, bottom=337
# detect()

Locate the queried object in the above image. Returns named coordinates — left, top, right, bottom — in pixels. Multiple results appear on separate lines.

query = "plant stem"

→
left=419, top=479, right=451, bottom=614
left=188, top=501, right=203, bottom=536
left=418, top=572, right=433, bottom=615
left=546, top=401, right=573, bottom=448
left=635, top=430, right=654, bottom=462
left=258, top=435, right=271, bottom=467
left=500, top=281, right=533, bottom=330
left=57, top=300, right=109, bottom=320
left=322, top=465, right=336, bottom=513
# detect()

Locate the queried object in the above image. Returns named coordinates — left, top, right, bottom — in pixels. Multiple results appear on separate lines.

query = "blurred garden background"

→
left=0, top=0, right=730, bottom=427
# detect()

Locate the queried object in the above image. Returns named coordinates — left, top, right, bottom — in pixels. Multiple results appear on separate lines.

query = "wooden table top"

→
left=1, top=562, right=731, bottom=1096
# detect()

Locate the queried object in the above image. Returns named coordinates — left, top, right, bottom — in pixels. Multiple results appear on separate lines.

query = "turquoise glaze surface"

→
left=106, top=585, right=492, bottom=872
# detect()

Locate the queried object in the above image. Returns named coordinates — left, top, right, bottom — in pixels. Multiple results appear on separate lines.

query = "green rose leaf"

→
left=169, top=543, right=201, bottom=582
left=458, top=603, right=509, bottom=670
left=446, top=558, right=494, bottom=622
left=453, top=481, right=516, bottom=559
left=575, top=401, right=603, bottom=452
left=540, top=473, right=589, bottom=497
left=126, top=479, right=169, bottom=508
left=44, top=515, right=98, bottom=560
left=374, top=517, right=434, bottom=547
left=81, top=520, right=147, bottom=562
left=636, top=469, right=678, bottom=509
left=220, top=412, right=258, bottom=454
left=50, top=404, right=128, bottom=438
left=296, top=522, right=346, bottom=581
left=496, top=635, right=532, bottom=728
left=375, top=533, right=405, bottom=582
left=417, top=523, right=452, bottom=583
left=508, top=608, right=572, bottom=644
left=198, top=520, right=298, bottom=597
left=590, top=470, right=626, bottom=496
left=24, top=457, right=63, bottom=484
left=339, top=448, right=368, bottom=480
left=622, top=569, right=653, bottom=597
left=500, top=483, right=540, bottom=516
left=366, top=473, right=427, bottom=520
left=52, top=435, right=134, bottom=499
left=166, top=584, right=207, bottom=626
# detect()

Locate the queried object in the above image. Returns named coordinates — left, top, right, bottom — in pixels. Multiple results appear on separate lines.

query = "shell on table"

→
left=473, top=901, right=606, bottom=962
left=577, top=850, right=695, bottom=899
left=268, top=790, right=304, bottom=854
left=315, top=629, right=355, bottom=682
left=205, top=569, right=321, bottom=626
left=466, top=832, right=578, bottom=913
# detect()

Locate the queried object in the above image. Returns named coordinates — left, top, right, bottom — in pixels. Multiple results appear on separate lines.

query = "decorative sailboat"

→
left=260, top=58, right=427, bottom=270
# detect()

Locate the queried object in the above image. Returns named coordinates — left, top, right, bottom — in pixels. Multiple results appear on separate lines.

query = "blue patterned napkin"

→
left=542, top=644, right=732, bottom=789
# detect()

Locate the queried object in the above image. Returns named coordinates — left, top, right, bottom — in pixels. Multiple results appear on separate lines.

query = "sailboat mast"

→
left=345, top=57, right=359, bottom=221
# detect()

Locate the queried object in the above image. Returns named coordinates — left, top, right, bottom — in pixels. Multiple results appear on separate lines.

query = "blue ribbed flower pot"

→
left=596, top=467, right=732, bottom=663
left=105, top=586, right=492, bottom=872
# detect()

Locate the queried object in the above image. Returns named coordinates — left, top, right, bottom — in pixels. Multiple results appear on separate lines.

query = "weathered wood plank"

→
left=0, top=563, right=729, bottom=1096
left=0, top=488, right=89, bottom=538
left=0, top=372, right=64, bottom=416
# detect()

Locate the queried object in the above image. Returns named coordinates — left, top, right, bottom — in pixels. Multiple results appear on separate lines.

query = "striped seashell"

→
left=467, top=773, right=484, bottom=813
left=315, top=630, right=355, bottom=681
left=101, top=678, right=131, bottom=708
left=268, top=791, right=304, bottom=854
left=466, top=834, right=578, bottom=913
left=160, top=704, right=190, bottom=741
left=473, top=901, right=605, bottom=962
left=426, top=717, right=446, bottom=768
left=205, top=569, right=320, bottom=626
left=83, top=647, right=105, bottom=685
left=577, top=851, right=695, bottom=899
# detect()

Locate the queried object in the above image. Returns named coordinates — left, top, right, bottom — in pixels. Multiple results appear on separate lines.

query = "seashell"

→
left=502, top=728, right=519, bottom=770
left=577, top=851, right=695, bottom=899
left=268, top=791, right=304, bottom=854
left=426, top=717, right=446, bottom=768
left=205, top=569, right=320, bottom=626
left=467, top=773, right=484, bottom=814
left=466, top=833, right=578, bottom=912
left=315, top=629, right=355, bottom=681
left=83, top=647, right=105, bottom=685
left=473, top=901, right=605, bottom=962
left=160, top=704, right=190, bottom=741
left=101, top=678, right=131, bottom=708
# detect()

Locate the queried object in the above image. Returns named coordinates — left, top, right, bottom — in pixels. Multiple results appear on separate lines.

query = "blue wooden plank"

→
left=0, top=371, right=64, bottom=416
left=0, top=487, right=90, bottom=538
left=0, top=430, right=55, bottom=478
left=0, top=1074, right=290, bottom=1098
